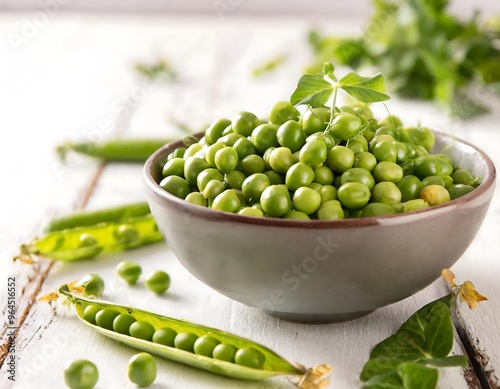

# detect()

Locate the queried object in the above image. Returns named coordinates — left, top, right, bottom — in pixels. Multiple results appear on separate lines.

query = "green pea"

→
left=263, top=170, right=285, bottom=185
left=346, top=137, right=368, bottom=155
left=302, top=107, right=330, bottom=135
left=372, top=182, right=402, bottom=204
left=129, top=321, right=155, bottom=341
left=330, top=112, right=362, bottom=141
left=197, top=168, right=224, bottom=192
left=446, top=184, right=475, bottom=200
left=145, top=270, right=171, bottom=294
left=285, top=162, right=315, bottom=191
left=413, top=156, right=442, bottom=179
left=300, top=139, right=328, bottom=167
left=340, top=168, right=375, bottom=190
left=251, top=124, right=279, bottom=153
left=205, top=142, right=226, bottom=167
left=78, top=233, right=98, bottom=248
left=238, top=207, right=264, bottom=217
left=202, top=180, right=226, bottom=199
left=113, top=313, right=137, bottom=335
left=292, top=187, right=321, bottom=215
left=375, top=125, right=397, bottom=138
left=205, top=118, right=231, bottom=145
left=232, top=112, right=260, bottom=137
left=398, top=126, right=435, bottom=151
left=268, top=101, right=300, bottom=125
left=327, top=146, right=355, bottom=173
left=242, top=173, right=270, bottom=204
left=78, top=274, right=104, bottom=298
left=403, top=199, right=430, bottom=212
left=277, top=120, right=306, bottom=152
left=308, top=182, right=323, bottom=192
left=319, top=185, right=338, bottom=203
left=193, top=335, right=221, bottom=357
left=95, top=308, right=120, bottom=330
left=372, top=161, right=403, bottom=183
left=64, top=359, right=98, bottom=389
left=217, top=133, right=244, bottom=147
left=421, top=175, right=445, bottom=187
left=167, top=147, right=186, bottom=160
left=174, top=332, right=199, bottom=353
left=185, top=192, right=208, bottom=207
left=116, top=261, right=142, bottom=285
left=420, top=185, right=451, bottom=206
left=213, top=343, right=238, bottom=363
left=127, top=352, right=157, bottom=388
left=372, top=140, right=397, bottom=162
left=183, top=143, right=203, bottom=160
left=83, top=305, right=100, bottom=325
left=184, top=156, right=210, bottom=187
left=378, top=115, right=403, bottom=129
left=233, top=137, right=256, bottom=160
left=224, top=170, right=246, bottom=190
left=269, top=147, right=296, bottom=174
left=337, top=182, right=371, bottom=210
left=160, top=175, right=190, bottom=199
left=354, top=152, right=377, bottom=172
left=215, top=147, right=239, bottom=172
left=284, top=210, right=311, bottom=220
left=369, top=134, right=395, bottom=149
left=393, top=142, right=408, bottom=163
left=306, top=132, right=335, bottom=150
left=162, top=158, right=185, bottom=177
left=451, top=169, right=475, bottom=185
left=152, top=327, right=178, bottom=347
left=362, top=203, right=397, bottom=217
left=235, top=347, right=266, bottom=369
left=313, top=166, right=334, bottom=185
left=317, top=200, right=344, bottom=220
left=396, top=175, right=423, bottom=202
left=115, top=224, right=139, bottom=242
left=260, top=185, right=292, bottom=217
left=240, top=154, right=266, bottom=176
left=212, top=189, right=241, bottom=213
left=441, top=175, right=454, bottom=187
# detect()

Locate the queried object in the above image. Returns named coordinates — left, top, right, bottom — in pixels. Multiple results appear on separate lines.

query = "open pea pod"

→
left=58, top=284, right=330, bottom=386
left=17, top=214, right=163, bottom=262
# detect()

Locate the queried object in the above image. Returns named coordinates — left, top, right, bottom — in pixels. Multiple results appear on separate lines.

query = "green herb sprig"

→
left=308, top=0, right=500, bottom=117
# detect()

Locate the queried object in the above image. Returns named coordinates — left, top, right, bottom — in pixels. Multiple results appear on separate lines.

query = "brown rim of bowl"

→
left=144, top=130, right=496, bottom=229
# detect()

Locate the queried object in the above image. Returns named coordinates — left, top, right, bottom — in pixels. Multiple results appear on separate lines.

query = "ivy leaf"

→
left=398, top=362, right=438, bottom=389
left=338, top=72, right=390, bottom=103
left=290, top=74, right=334, bottom=107
left=420, top=355, right=468, bottom=368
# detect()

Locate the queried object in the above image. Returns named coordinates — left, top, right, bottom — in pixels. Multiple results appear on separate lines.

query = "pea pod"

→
left=57, top=139, right=171, bottom=163
left=57, top=284, right=330, bottom=385
left=42, top=202, right=151, bottom=233
left=17, top=215, right=163, bottom=262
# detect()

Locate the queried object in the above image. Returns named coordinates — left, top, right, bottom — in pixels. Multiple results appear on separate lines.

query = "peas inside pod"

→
left=158, top=99, right=480, bottom=219
left=57, top=284, right=321, bottom=383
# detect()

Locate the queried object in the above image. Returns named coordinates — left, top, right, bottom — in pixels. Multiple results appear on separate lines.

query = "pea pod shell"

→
left=42, top=202, right=151, bottom=233
left=58, top=139, right=171, bottom=163
left=59, top=286, right=304, bottom=381
left=32, top=215, right=163, bottom=261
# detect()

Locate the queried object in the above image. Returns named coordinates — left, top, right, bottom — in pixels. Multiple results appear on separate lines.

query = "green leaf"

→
left=398, top=362, right=438, bottom=389
left=362, top=370, right=404, bottom=389
left=361, top=358, right=405, bottom=382
left=338, top=72, right=390, bottom=103
left=290, top=74, right=334, bottom=107
left=420, top=355, right=468, bottom=368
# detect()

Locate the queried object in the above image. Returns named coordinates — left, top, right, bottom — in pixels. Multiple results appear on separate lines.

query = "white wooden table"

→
left=1, top=14, right=499, bottom=389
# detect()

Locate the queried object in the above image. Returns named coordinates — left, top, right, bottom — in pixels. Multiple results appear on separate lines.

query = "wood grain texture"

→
left=1, top=14, right=499, bottom=389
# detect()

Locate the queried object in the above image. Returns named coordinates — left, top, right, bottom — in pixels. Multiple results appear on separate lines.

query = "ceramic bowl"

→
left=144, top=131, right=496, bottom=323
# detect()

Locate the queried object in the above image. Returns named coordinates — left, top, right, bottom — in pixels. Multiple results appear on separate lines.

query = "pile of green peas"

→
left=159, top=101, right=479, bottom=219
left=83, top=304, right=266, bottom=369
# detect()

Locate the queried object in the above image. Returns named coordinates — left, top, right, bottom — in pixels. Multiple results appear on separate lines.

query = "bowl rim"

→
left=144, top=130, right=496, bottom=229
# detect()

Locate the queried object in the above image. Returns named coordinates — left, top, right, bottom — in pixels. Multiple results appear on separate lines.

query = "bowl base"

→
left=263, top=309, right=375, bottom=324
